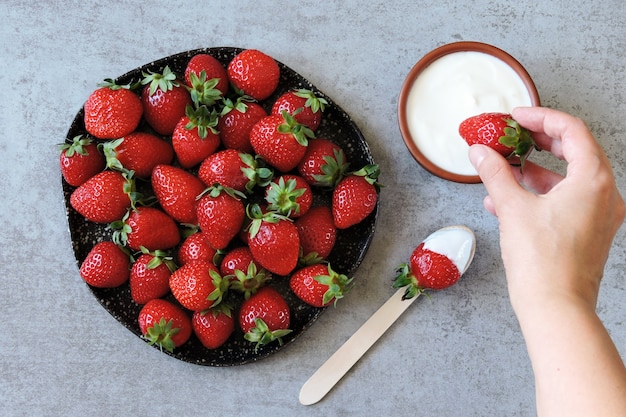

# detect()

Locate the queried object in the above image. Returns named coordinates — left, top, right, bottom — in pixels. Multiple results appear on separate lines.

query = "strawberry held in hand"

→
left=458, top=112, right=536, bottom=169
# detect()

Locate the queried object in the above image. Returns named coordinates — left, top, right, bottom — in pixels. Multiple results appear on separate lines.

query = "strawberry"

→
left=171, top=105, right=221, bottom=169
left=129, top=248, right=176, bottom=304
left=138, top=298, right=192, bottom=352
left=198, top=149, right=273, bottom=194
left=458, top=112, right=536, bottom=169
left=151, top=164, right=206, bottom=224
left=101, top=131, right=174, bottom=178
left=332, top=164, right=380, bottom=229
left=227, top=49, right=280, bottom=101
left=59, top=135, right=106, bottom=187
left=249, top=112, right=313, bottom=172
left=79, top=241, right=130, bottom=288
left=294, top=205, right=337, bottom=260
left=83, top=79, right=143, bottom=140
left=297, top=138, right=348, bottom=188
left=192, top=304, right=235, bottom=349
left=247, top=205, right=300, bottom=276
left=218, top=97, right=267, bottom=153
left=265, top=174, right=312, bottom=218
left=290, top=263, right=352, bottom=307
left=221, top=246, right=270, bottom=299
left=393, top=242, right=461, bottom=299
left=140, top=66, right=192, bottom=135
left=184, top=53, right=228, bottom=104
left=70, top=170, right=135, bottom=223
left=238, top=286, right=291, bottom=351
left=177, top=232, right=217, bottom=266
left=112, top=206, right=180, bottom=251
left=196, top=185, right=246, bottom=250
left=169, top=260, right=228, bottom=311
left=271, top=89, right=327, bottom=131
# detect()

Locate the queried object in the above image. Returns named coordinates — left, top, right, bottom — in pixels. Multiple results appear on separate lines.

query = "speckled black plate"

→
left=62, top=47, right=378, bottom=366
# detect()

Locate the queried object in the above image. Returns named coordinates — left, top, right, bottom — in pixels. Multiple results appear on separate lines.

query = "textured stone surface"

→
left=1, top=1, right=625, bottom=416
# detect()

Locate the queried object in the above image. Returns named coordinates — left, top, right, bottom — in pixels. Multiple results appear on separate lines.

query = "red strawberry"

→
left=221, top=246, right=270, bottom=299
left=238, top=286, right=291, bottom=350
left=196, top=185, right=246, bottom=250
left=83, top=79, right=143, bottom=140
left=141, top=66, right=192, bottom=135
left=192, top=304, right=235, bottom=349
left=247, top=206, right=300, bottom=276
left=79, top=241, right=131, bottom=288
left=271, top=89, right=327, bottom=131
left=294, top=205, right=337, bottom=260
left=101, top=131, right=174, bottom=178
left=138, top=298, right=192, bottom=352
left=172, top=105, right=221, bottom=169
left=129, top=248, right=176, bottom=304
left=177, top=232, right=217, bottom=266
left=184, top=53, right=228, bottom=102
left=290, top=263, right=352, bottom=307
left=297, top=138, right=348, bottom=188
left=59, top=135, right=106, bottom=187
left=112, top=206, right=180, bottom=251
left=332, top=165, right=380, bottom=229
left=227, top=49, right=280, bottom=101
left=169, top=260, right=228, bottom=311
left=458, top=112, right=536, bottom=169
left=249, top=112, right=313, bottom=172
left=218, top=97, right=267, bottom=153
left=198, top=149, right=273, bottom=194
left=151, top=164, right=206, bottom=224
left=70, top=170, right=135, bottom=223
left=393, top=242, right=461, bottom=299
left=265, top=174, right=312, bottom=218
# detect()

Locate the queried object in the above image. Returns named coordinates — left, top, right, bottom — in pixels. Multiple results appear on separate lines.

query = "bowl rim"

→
left=397, top=41, right=541, bottom=184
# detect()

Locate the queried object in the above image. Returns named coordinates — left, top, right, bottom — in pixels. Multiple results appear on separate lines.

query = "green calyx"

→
left=351, top=164, right=382, bottom=191
left=499, top=117, right=538, bottom=171
left=315, top=263, right=354, bottom=307
left=265, top=177, right=306, bottom=217
left=184, top=104, right=219, bottom=139
left=141, top=65, right=179, bottom=96
left=59, top=134, right=93, bottom=157
left=206, top=268, right=229, bottom=308
left=239, top=153, right=274, bottom=194
left=244, top=317, right=292, bottom=353
left=245, top=204, right=292, bottom=239
left=392, top=263, right=426, bottom=300
left=312, top=147, right=349, bottom=188
left=276, top=110, right=315, bottom=146
left=293, top=89, right=328, bottom=113
left=97, top=78, right=137, bottom=91
left=187, top=70, right=224, bottom=107
left=100, top=138, right=125, bottom=172
left=228, top=261, right=271, bottom=300
left=140, top=246, right=177, bottom=272
left=144, top=317, right=181, bottom=353
left=199, top=301, right=233, bottom=319
left=197, top=183, right=247, bottom=201
left=220, top=95, right=255, bottom=116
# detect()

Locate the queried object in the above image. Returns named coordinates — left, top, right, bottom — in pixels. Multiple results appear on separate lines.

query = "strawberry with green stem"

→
left=70, top=170, right=138, bottom=223
left=141, top=65, right=192, bottom=135
left=130, top=247, right=177, bottom=304
left=227, top=49, right=280, bottom=101
left=297, top=138, right=348, bottom=188
left=184, top=53, right=229, bottom=96
left=169, top=260, right=229, bottom=311
left=458, top=112, right=537, bottom=170
left=196, top=184, right=246, bottom=250
left=100, top=131, right=174, bottom=178
left=265, top=175, right=312, bottom=218
left=198, top=149, right=273, bottom=194
left=271, top=89, right=328, bottom=131
left=218, top=96, right=267, bottom=153
left=192, top=303, right=235, bottom=350
left=172, top=105, right=221, bottom=169
left=138, top=298, right=192, bottom=352
left=290, top=263, right=353, bottom=307
left=111, top=206, right=180, bottom=252
left=59, top=135, right=106, bottom=187
left=332, top=164, right=381, bottom=229
left=238, top=286, right=292, bottom=352
left=79, top=241, right=131, bottom=288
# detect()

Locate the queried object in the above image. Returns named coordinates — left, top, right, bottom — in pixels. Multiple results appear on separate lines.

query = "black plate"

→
left=63, top=47, right=378, bottom=366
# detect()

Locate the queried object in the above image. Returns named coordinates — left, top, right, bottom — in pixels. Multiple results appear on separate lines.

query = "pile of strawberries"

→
left=60, top=48, right=380, bottom=358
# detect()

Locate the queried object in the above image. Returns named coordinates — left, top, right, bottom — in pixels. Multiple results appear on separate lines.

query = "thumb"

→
left=469, top=145, right=523, bottom=215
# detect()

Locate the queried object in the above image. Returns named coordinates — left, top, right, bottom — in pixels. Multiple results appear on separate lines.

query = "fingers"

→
left=513, top=159, right=564, bottom=195
left=469, top=145, right=524, bottom=215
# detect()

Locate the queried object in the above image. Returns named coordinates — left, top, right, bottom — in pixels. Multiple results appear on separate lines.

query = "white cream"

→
left=422, top=225, right=476, bottom=274
left=405, top=51, right=532, bottom=176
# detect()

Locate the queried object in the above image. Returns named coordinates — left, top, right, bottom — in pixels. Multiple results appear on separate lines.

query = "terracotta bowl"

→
left=397, top=41, right=541, bottom=183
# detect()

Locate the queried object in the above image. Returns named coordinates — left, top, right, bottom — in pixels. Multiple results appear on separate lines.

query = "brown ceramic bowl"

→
left=398, top=41, right=541, bottom=183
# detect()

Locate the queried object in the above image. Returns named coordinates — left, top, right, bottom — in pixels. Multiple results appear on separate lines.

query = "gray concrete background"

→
left=2, top=1, right=625, bottom=416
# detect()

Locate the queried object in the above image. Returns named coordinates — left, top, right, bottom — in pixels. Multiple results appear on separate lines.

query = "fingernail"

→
left=468, top=145, right=487, bottom=169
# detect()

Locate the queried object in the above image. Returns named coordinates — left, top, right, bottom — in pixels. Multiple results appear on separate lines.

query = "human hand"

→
left=468, top=106, right=625, bottom=309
